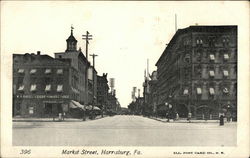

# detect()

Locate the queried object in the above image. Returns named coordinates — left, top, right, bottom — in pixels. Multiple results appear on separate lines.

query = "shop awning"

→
left=93, top=106, right=101, bottom=110
left=86, top=105, right=93, bottom=110
left=85, top=105, right=101, bottom=111
left=69, top=100, right=85, bottom=110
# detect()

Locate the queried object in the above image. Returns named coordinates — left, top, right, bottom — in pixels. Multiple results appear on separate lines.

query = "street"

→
left=13, top=115, right=236, bottom=146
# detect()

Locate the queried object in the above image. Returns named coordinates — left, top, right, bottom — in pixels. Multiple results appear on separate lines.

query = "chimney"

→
left=37, top=51, right=41, bottom=55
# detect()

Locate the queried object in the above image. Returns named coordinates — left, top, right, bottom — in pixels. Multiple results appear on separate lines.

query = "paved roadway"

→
left=13, top=115, right=236, bottom=146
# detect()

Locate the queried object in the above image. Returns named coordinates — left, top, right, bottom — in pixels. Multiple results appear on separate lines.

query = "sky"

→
left=1, top=1, right=249, bottom=107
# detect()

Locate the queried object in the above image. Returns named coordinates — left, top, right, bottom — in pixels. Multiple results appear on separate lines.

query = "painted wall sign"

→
left=16, top=94, right=70, bottom=99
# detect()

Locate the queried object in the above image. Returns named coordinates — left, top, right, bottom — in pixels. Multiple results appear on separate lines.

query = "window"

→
left=57, top=69, right=63, bottom=74
left=57, top=85, right=63, bottom=92
left=209, top=70, right=215, bottom=77
left=223, top=70, right=229, bottom=77
left=196, top=39, right=203, bottom=45
left=209, top=88, right=215, bottom=95
left=29, top=106, right=34, bottom=114
left=209, top=54, right=215, bottom=61
left=183, top=89, right=189, bottom=95
left=30, top=69, right=37, bottom=74
left=18, top=69, right=25, bottom=74
left=208, top=37, right=216, bottom=47
left=197, top=88, right=202, bottom=94
left=222, top=37, right=230, bottom=46
left=45, top=85, right=51, bottom=92
left=30, top=84, right=37, bottom=92
left=18, top=85, right=24, bottom=91
left=224, top=54, right=229, bottom=60
left=45, top=69, right=51, bottom=74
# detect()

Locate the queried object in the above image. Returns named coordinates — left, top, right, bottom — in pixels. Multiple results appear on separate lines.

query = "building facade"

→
left=13, top=52, right=79, bottom=117
left=54, top=28, right=90, bottom=105
left=97, top=73, right=109, bottom=111
left=155, top=26, right=237, bottom=120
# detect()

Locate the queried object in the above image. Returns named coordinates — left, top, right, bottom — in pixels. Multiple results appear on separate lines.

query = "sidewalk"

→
left=13, top=115, right=107, bottom=122
left=148, top=116, right=236, bottom=124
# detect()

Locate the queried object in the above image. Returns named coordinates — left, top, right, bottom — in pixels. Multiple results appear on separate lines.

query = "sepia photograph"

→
left=1, top=1, right=249, bottom=158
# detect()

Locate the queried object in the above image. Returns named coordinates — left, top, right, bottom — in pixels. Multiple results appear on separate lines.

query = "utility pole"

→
left=90, top=53, right=98, bottom=119
left=82, top=31, right=93, bottom=60
left=175, top=14, right=178, bottom=32
left=82, top=31, right=92, bottom=105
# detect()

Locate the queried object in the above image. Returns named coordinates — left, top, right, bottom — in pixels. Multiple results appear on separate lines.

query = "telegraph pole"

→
left=82, top=31, right=92, bottom=60
left=90, top=53, right=98, bottom=119
left=82, top=31, right=92, bottom=105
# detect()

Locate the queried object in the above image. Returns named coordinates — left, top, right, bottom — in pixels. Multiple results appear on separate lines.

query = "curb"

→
left=13, top=115, right=108, bottom=122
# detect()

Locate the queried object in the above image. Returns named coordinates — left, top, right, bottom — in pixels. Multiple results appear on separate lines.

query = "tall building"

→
left=97, top=73, right=109, bottom=110
left=54, top=28, right=90, bottom=105
left=155, top=25, right=237, bottom=120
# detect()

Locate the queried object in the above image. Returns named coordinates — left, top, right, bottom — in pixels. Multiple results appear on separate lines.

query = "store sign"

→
left=16, top=94, right=70, bottom=99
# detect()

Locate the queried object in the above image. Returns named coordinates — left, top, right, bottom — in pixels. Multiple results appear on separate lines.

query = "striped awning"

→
left=69, top=100, right=85, bottom=110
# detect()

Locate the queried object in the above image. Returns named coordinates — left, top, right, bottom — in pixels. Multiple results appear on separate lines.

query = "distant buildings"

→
left=13, top=28, right=120, bottom=118
left=97, top=73, right=109, bottom=111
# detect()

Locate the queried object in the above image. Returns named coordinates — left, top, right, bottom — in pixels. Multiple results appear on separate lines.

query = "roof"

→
left=13, top=53, right=71, bottom=66
left=155, top=25, right=237, bottom=66
left=66, top=30, right=77, bottom=42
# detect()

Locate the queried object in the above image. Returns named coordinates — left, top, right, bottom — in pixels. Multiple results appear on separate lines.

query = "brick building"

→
left=13, top=52, right=81, bottom=117
left=155, top=25, right=237, bottom=120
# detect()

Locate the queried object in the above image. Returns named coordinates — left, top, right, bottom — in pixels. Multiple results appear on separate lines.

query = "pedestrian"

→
left=219, top=114, right=224, bottom=126
left=187, top=112, right=192, bottom=123
left=166, top=112, right=169, bottom=122
left=176, top=113, right=179, bottom=120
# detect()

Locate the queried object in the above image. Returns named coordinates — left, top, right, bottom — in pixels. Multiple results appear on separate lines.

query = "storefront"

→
left=14, top=94, right=70, bottom=117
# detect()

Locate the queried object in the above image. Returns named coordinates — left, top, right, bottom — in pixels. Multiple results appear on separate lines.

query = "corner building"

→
left=155, top=26, right=237, bottom=120
left=13, top=52, right=73, bottom=117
